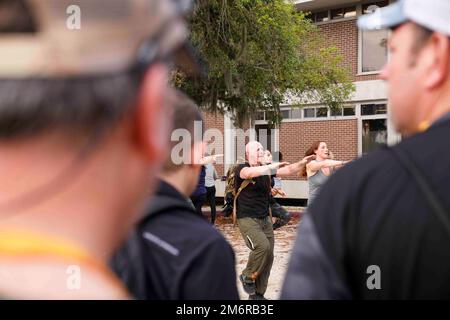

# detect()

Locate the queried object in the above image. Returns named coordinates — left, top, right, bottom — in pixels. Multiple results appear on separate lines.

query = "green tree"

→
left=174, top=0, right=354, bottom=127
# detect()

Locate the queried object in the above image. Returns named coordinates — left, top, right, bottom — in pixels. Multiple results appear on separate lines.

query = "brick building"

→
left=202, top=0, right=400, bottom=200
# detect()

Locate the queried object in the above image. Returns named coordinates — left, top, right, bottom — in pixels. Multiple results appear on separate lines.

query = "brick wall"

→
left=318, top=20, right=380, bottom=82
left=235, top=122, right=251, bottom=167
left=278, top=119, right=358, bottom=180
left=202, top=111, right=225, bottom=177
left=201, top=112, right=358, bottom=181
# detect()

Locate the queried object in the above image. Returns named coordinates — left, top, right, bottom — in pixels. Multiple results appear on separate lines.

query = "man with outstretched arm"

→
left=235, top=141, right=313, bottom=299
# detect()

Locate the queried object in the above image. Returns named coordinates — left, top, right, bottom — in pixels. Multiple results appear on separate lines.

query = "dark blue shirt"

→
left=191, top=165, right=206, bottom=197
left=112, top=180, right=239, bottom=300
left=282, top=116, right=450, bottom=299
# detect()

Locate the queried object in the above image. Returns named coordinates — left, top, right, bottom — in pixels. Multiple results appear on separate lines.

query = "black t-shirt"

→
left=300, top=119, right=450, bottom=299
left=235, top=163, right=271, bottom=219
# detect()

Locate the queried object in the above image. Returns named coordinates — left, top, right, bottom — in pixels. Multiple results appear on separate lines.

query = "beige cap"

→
left=0, top=0, right=198, bottom=77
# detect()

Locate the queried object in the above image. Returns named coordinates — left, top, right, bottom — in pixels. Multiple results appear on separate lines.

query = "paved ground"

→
left=211, top=207, right=305, bottom=300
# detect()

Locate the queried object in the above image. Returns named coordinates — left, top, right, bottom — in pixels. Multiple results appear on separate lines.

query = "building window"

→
left=330, top=6, right=356, bottom=20
left=360, top=1, right=389, bottom=73
left=266, top=111, right=276, bottom=121
left=291, top=108, right=302, bottom=119
left=255, top=111, right=265, bottom=120
left=303, top=107, right=329, bottom=118
left=361, top=104, right=387, bottom=116
left=258, top=105, right=355, bottom=122
left=304, top=108, right=315, bottom=118
left=362, top=1, right=389, bottom=15
left=314, top=10, right=329, bottom=23
left=361, top=29, right=388, bottom=72
left=331, top=108, right=341, bottom=117
left=281, top=109, right=291, bottom=119
left=316, top=108, right=328, bottom=118
left=331, top=106, right=356, bottom=117
left=309, top=1, right=388, bottom=25
left=343, top=106, right=356, bottom=116
left=362, top=119, right=387, bottom=155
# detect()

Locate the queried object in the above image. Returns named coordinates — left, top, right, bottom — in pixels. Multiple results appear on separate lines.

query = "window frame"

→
left=311, top=4, right=361, bottom=26
left=358, top=102, right=389, bottom=156
left=358, top=26, right=389, bottom=75
left=308, top=1, right=392, bottom=75
left=357, top=0, right=392, bottom=75
left=254, top=105, right=357, bottom=123
left=252, top=101, right=398, bottom=158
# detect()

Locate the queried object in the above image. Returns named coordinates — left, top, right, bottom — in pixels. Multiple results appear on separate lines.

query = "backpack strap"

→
left=224, top=165, right=237, bottom=197
left=232, top=179, right=255, bottom=226
left=389, top=147, right=450, bottom=237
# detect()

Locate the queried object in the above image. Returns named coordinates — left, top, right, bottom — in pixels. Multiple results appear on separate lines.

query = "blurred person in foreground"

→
left=0, top=0, right=198, bottom=299
left=282, top=0, right=450, bottom=299
left=112, top=91, right=239, bottom=300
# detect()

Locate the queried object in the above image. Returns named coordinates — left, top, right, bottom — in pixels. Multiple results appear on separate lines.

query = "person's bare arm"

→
left=276, top=155, right=316, bottom=177
left=307, top=159, right=348, bottom=172
left=272, top=188, right=287, bottom=197
left=199, top=154, right=224, bottom=165
left=240, top=162, right=289, bottom=179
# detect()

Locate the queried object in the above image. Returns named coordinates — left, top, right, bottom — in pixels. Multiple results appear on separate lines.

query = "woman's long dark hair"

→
left=300, top=141, right=322, bottom=178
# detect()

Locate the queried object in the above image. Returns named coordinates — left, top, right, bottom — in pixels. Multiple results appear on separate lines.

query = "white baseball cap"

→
left=358, top=0, right=450, bottom=36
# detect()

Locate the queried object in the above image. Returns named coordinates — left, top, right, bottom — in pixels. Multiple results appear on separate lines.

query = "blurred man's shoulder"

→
left=142, top=201, right=226, bottom=244
left=331, top=147, right=395, bottom=183
left=0, top=258, right=130, bottom=299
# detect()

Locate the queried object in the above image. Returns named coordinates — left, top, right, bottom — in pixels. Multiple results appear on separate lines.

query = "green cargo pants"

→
left=237, top=216, right=274, bottom=295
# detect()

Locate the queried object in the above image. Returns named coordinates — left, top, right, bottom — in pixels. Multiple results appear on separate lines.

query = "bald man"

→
left=235, top=141, right=313, bottom=299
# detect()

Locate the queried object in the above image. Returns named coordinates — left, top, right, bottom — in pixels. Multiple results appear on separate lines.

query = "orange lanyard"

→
left=418, top=120, right=430, bottom=132
left=0, top=230, right=129, bottom=297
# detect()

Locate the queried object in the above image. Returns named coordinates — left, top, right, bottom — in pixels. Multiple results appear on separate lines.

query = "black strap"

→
left=389, top=147, right=450, bottom=236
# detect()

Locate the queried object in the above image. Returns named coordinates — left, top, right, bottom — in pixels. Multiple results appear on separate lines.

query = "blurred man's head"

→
left=379, top=22, right=450, bottom=136
left=160, top=90, right=205, bottom=197
left=359, top=0, right=450, bottom=136
left=0, top=0, right=195, bottom=255
left=0, top=0, right=194, bottom=139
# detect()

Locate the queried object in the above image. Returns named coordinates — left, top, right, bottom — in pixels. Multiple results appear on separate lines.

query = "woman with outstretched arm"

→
left=301, top=141, right=349, bottom=205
